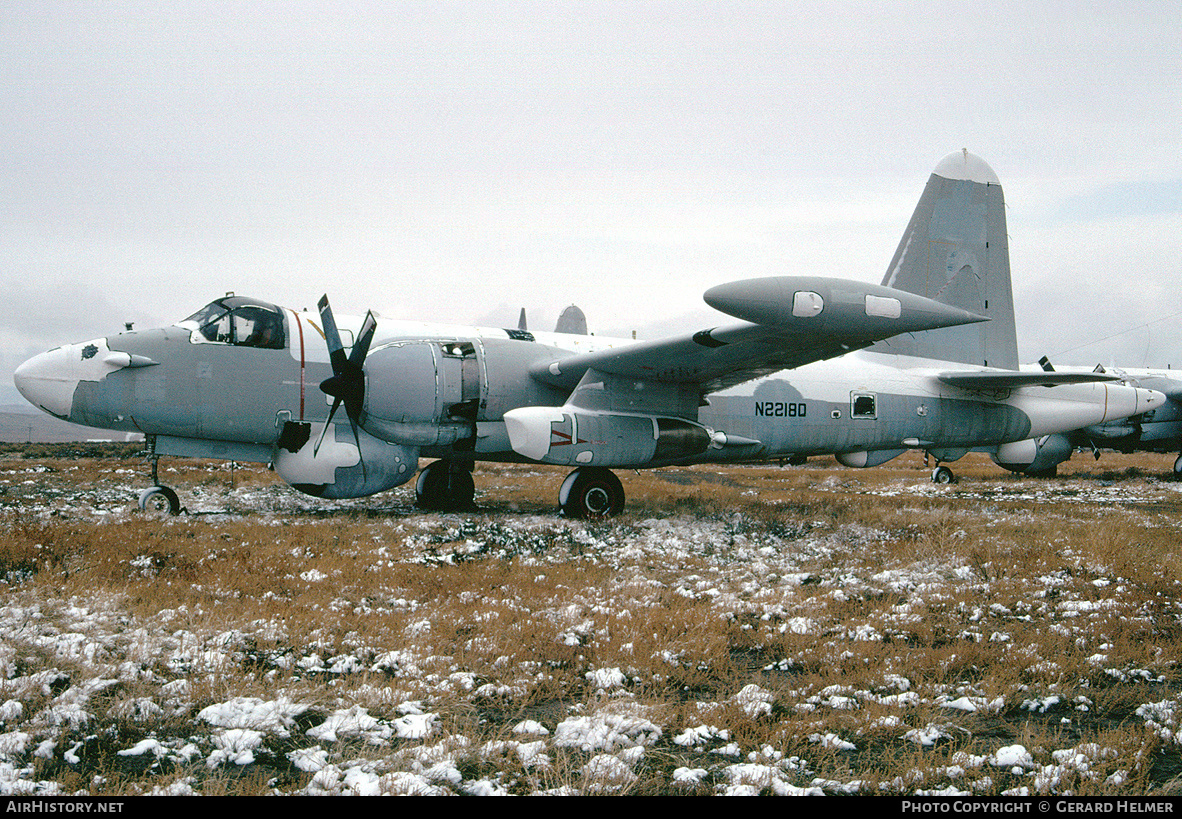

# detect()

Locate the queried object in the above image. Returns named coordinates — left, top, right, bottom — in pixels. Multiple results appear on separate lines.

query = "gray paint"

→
left=532, top=275, right=986, bottom=396
left=870, top=166, right=1018, bottom=370
left=14, top=153, right=1159, bottom=501
left=701, top=386, right=1031, bottom=459
left=74, top=326, right=303, bottom=443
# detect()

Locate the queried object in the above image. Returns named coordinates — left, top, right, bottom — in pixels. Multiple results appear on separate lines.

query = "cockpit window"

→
left=184, top=298, right=286, bottom=350
left=183, top=302, right=229, bottom=329
left=198, top=311, right=233, bottom=344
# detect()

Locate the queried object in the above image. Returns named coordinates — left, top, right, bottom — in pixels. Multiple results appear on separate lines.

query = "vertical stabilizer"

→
left=555, top=305, right=588, bottom=335
left=870, top=150, right=1017, bottom=370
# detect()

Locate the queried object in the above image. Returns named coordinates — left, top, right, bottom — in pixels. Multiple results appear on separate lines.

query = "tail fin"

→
left=555, top=305, right=588, bottom=335
left=870, top=150, right=1018, bottom=370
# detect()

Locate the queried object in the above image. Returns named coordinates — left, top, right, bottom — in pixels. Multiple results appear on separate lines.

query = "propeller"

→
left=314, top=295, right=377, bottom=468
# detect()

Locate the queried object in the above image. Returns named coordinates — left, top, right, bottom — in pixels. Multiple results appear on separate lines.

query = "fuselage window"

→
left=851, top=393, right=877, bottom=419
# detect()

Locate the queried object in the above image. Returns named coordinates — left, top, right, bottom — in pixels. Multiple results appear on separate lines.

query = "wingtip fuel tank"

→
left=703, top=276, right=988, bottom=339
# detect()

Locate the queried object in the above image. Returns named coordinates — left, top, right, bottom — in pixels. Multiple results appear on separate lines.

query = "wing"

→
left=937, top=371, right=1119, bottom=389
left=531, top=276, right=987, bottom=394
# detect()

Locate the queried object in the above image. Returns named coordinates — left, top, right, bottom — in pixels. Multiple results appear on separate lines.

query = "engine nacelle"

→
left=503, top=406, right=711, bottom=467
left=991, top=433, right=1073, bottom=476
left=274, top=422, right=418, bottom=499
left=359, top=341, right=478, bottom=446
left=835, top=449, right=906, bottom=468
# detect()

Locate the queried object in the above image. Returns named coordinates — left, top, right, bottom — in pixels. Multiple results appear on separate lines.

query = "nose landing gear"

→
left=138, top=484, right=180, bottom=515
left=924, top=451, right=956, bottom=484
left=137, top=436, right=182, bottom=515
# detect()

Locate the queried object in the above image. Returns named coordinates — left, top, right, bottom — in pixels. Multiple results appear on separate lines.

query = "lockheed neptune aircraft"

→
left=13, top=152, right=1164, bottom=517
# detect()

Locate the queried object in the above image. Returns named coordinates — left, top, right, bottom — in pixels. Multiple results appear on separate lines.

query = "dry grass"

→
left=3, top=446, right=1182, bottom=794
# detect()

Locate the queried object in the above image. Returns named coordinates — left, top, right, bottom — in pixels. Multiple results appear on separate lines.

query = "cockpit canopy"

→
left=183, top=297, right=286, bottom=350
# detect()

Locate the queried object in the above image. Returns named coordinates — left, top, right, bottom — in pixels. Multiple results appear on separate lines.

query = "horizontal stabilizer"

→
left=938, top=371, right=1119, bottom=389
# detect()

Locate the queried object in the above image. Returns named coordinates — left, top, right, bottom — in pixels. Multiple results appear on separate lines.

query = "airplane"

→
left=989, top=357, right=1182, bottom=477
left=12, top=151, right=1165, bottom=517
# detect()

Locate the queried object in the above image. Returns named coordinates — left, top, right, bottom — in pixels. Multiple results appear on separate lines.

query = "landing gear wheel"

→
left=931, top=465, right=955, bottom=485
left=415, top=460, right=476, bottom=511
left=138, top=485, right=180, bottom=515
left=1174, top=453, right=1182, bottom=476
left=559, top=467, right=625, bottom=519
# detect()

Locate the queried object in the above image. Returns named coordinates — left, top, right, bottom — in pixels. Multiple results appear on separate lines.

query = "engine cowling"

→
left=273, top=422, right=418, bottom=499
left=991, top=433, right=1073, bottom=477
left=359, top=341, right=479, bottom=447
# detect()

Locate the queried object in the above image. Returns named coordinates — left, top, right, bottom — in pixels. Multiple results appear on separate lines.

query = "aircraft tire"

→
left=1174, top=453, right=1182, bottom=476
left=1026, top=466, right=1058, bottom=478
left=139, top=485, right=180, bottom=515
left=931, top=466, right=955, bottom=485
left=559, top=467, right=625, bottom=519
left=415, top=460, right=475, bottom=511
left=448, top=470, right=476, bottom=510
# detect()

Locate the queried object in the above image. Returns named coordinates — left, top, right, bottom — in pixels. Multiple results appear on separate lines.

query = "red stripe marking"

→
left=289, top=308, right=306, bottom=420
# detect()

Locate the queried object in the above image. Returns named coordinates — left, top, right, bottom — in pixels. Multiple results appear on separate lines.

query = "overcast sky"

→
left=3, top=1, right=1180, bottom=405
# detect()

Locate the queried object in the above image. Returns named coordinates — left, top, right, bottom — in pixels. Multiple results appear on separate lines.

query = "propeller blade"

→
left=317, top=295, right=348, bottom=376
left=313, top=396, right=343, bottom=456
left=346, top=413, right=368, bottom=481
left=314, top=296, right=372, bottom=480
left=351, top=311, right=377, bottom=367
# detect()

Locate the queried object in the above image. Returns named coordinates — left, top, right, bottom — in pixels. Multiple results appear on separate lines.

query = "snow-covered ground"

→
left=2, top=455, right=1181, bottom=795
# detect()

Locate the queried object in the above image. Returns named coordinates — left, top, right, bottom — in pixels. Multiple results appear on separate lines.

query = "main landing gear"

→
left=923, top=450, right=958, bottom=485
left=559, top=467, right=625, bottom=519
left=137, top=436, right=182, bottom=515
left=415, top=460, right=476, bottom=511
left=414, top=461, right=626, bottom=519
left=930, top=465, right=955, bottom=484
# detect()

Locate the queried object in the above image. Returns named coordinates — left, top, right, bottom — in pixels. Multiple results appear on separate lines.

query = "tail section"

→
left=870, top=150, right=1018, bottom=370
left=555, top=305, right=588, bottom=335
left=516, top=305, right=589, bottom=334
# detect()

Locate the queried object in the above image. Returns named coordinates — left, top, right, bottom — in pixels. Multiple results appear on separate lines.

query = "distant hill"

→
left=0, top=405, right=142, bottom=444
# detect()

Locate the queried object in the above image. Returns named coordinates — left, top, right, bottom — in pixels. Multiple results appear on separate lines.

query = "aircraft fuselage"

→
left=15, top=302, right=1158, bottom=489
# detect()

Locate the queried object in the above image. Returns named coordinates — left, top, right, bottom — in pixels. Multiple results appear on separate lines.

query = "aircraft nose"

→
left=14, top=346, right=82, bottom=419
